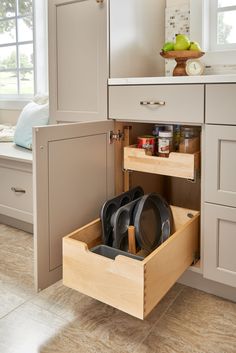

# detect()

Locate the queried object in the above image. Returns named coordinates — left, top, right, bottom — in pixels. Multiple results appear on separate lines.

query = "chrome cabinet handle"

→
left=140, top=101, right=166, bottom=106
left=11, top=187, right=26, bottom=194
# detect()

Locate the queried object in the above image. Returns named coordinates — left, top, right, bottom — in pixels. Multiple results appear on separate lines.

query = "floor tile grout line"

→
left=0, top=295, right=34, bottom=321
left=29, top=300, right=73, bottom=324
left=0, top=294, right=71, bottom=326
left=131, top=286, right=186, bottom=353
left=105, top=287, right=186, bottom=353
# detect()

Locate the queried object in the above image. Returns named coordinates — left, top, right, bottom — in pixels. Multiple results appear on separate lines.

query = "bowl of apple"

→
left=160, top=34, right=205, bottom=76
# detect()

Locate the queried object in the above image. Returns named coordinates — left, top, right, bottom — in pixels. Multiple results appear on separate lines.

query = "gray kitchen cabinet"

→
left=204, top=125, right=236, bottom=208
left=206, top=84, right=236, bottom=125
left=33, top=119, right=200, bottom=318
left=203, top=88, right=236, bottom=289
left=48, top=0, right=108, bottom=123
left=204, top=203, right=236, bottom=288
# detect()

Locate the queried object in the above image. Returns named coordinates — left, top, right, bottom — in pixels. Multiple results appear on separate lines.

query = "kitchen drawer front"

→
left=63, top=206, right=199, bottom=319
left=206, top=84, right=236, bottom=125
left=109, top=85, right=204, bottom=123
left=203, top=203, right=236, bottom=288
left=204, top=125, right=236, bottom=207
left=0, top=166, right=33, bottom=223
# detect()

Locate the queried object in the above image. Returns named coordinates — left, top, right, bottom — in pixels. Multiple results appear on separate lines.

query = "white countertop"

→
left=108, top=74, right=236, bottom=85
left=0, top=142, right=32, bottom=164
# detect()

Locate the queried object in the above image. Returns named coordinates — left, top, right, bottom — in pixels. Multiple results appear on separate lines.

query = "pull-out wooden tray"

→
left=124, top=145, right=200, bottom=179
left=63, top=206, right=199, bottom=320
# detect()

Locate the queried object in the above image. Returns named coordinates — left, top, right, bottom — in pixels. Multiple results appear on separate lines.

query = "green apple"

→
left=162, top=41, right=174, bottom=52
left=189, top=41, right=202, bottom=51
left=174, top=34, right=190, bottom=51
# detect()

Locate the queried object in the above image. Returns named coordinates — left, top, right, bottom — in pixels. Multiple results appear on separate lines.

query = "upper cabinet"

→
left=48, top=0, right=108, bottom=123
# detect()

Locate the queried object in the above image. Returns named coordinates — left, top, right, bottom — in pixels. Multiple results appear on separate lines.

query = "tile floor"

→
left=0, top=223, right=236, bottom=353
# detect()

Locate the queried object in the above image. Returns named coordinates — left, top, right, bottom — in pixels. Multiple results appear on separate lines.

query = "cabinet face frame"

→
left=48, top=0, right=108, bottom=123
left=203, top=203, right=236, bottom=287
left=204, top=125, right=236, bottom=208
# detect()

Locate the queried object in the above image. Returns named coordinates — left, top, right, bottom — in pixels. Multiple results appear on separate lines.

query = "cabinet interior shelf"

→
left=124, top=145, right=200, bottom=180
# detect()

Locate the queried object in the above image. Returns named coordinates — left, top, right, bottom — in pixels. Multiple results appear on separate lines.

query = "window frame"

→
left=0, top=0, right=48, bottom=110
left=210, top=0, right=236, bottom=51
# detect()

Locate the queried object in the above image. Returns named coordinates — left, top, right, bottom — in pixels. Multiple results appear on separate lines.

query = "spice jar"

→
left=173, top=125, right=181, bottom=151
left=158, top=131, right=173, bottom=158
left=179, top=127, right=200, bottom=153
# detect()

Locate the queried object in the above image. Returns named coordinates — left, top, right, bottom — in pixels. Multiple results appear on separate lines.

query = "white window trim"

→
left=0, top=0, right=48, bottom=110
left=210, top=0, right=236, bottom=52
left=190, top=0, right=236, bottom=52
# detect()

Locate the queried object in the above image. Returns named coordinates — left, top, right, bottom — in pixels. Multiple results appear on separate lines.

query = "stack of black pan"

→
left=91, top=186, right=173, bottom=261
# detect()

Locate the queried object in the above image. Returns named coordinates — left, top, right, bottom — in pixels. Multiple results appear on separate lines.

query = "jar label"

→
left=158, top=138, right=170, bottom=154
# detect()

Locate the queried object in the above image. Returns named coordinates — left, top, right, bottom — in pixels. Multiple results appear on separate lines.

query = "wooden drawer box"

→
left=63, top=206, right=199, bottom=319
left=109, top=84, right=204, bottom=124
left=124, top=145, right=200, bottom=180
left=206, top=84, right=236, bottom=125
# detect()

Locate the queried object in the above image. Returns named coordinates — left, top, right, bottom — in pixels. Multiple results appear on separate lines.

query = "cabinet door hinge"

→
left=109, top=130, right=124, bottom=144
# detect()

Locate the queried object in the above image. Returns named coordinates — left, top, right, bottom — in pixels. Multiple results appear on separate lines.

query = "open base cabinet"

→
left=62, top=122, right=201, bottom=319
left=34, top=120, right=201, bottom=319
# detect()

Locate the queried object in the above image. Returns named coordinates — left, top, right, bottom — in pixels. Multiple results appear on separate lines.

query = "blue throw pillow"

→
left=14, top=101, right=49, bottom=150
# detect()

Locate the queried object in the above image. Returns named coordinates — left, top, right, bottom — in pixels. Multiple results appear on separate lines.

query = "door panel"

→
left=203, top=203, right=236, bottom=288
left=49, top=0, right=108, bottom=122
left=48, top=134, right=108, bottom=270
left=205, top=125, right=236, bottom=208
left=33, top=121, right=114, bottom=291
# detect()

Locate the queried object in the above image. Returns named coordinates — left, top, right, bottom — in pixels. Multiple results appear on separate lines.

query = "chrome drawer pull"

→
left=11, top=187, right=26, bottom=194
left=140, top=101, right=166, bottom=106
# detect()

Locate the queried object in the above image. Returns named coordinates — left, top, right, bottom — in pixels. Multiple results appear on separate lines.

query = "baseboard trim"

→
left=0, top=214, right=33, bottom=233
left=179, top=270, right=236, bottom=303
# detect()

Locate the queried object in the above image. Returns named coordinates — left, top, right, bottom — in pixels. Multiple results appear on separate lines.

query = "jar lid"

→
left=159, top=131, right=173, bottom=138
left=181, top=126, right=196, bottom=138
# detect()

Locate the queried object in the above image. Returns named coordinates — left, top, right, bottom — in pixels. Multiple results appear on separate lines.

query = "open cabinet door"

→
left=33, top=121, right=115, bottom=291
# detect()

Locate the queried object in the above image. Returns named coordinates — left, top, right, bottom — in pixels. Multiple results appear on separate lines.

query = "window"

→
left=0, top=0, right=34, bottom=97
left=210, top=0, right=236, bottom=51
left=0, top=0, right=47, bottom=108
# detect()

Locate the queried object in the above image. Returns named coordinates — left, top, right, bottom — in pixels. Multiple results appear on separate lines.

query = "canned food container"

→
left=137, top=135, right=156, bottom=156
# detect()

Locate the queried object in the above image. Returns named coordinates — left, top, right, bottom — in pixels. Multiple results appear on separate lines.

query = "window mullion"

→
left=15, top=0, right=20, bottom=95
left=217, top=5, right=236, bottom=12
left=210, top=0, right=218, bottom=51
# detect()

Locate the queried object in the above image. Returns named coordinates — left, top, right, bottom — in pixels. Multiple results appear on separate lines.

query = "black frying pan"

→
left=133, top=193, right=173, bottom=252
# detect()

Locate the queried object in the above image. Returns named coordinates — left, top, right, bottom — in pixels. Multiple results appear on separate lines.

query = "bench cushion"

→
left=14, top=101, right=49, bottom=150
